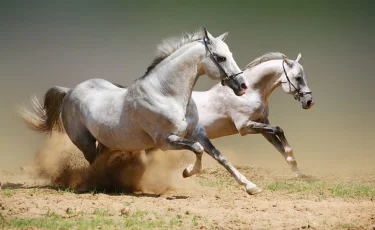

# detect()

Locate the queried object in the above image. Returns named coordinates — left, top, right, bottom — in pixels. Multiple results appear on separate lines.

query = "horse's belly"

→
left=204, top=117, right=238, bottom=139
left=96, top=126, right=155, bottom=151
left=85, top=106, right=155, bottom=151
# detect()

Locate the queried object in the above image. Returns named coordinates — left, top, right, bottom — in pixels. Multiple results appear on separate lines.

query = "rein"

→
left=203, top=37, right=243, bottom=86
left=281, top=60, right=312, bottom=101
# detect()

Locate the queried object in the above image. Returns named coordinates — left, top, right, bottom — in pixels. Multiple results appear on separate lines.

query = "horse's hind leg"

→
left=261, top=133, right=302, bottom=176
left=237, top=119, right=302, bottom=176
left=97, top=142, right=109, bottom=156
left=63, top=118, right=97, bottom=164
left=71, top=132, right=97, bottom=164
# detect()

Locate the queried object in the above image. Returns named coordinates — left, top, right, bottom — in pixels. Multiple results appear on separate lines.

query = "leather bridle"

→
left=281, top=60, right=312, bottom=101
left=203, top=37, right=243, bottom=86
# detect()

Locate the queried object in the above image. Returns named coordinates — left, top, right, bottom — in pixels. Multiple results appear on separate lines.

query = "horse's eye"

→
left=216, top=56, right=226, bottom=62
left=296, top=76, right=302, bottom=81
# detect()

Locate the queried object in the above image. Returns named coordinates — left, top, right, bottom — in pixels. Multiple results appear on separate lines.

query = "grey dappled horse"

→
left=193, top=53, right=314, bottom=177
left=20, top=29, right=263, bottom=195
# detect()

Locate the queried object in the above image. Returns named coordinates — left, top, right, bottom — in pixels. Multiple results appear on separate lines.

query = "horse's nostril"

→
left=307, top=100, right=312, bottom=106
left=240, top=83, right=248, bottom=90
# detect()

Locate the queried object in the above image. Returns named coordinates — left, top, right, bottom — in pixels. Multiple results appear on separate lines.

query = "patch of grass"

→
left=124, top=197, right=136, bottom=206
left=4, top=209, right=206, bottom=229
left=46, top=210, right=59, bottom=218
left=89, top=188, right=98, bottom=195
left=57, top=187, right=76, bottom=194
left=339, top=222, right=360, bottom=229
left=64, top=188, right=76, bottom=193
left=123, top=210, right=167, bottom=229
left=2, top=188, right=13, bottom=197
left=78, top=218, right=114, bottom=230
left=329, top=184, right=375, bottom=198
left=192, top=215, right=199, bottom=226
left=266, top=180, right=323, bottom=192
left=266, top=180, right=375, bottom=199
left=92, top=209, right=111, bottom=217
left=342, top=223, right=355, bottom=228
left=0, top=213, right=6, bottom=228
left=7, top=216, right=76, bottom=229
left=4, top=212, right=162, bottom=230
left=169, top=214, right=184, bottom=227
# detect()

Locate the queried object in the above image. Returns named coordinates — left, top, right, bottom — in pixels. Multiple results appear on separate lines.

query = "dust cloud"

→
left=31, top=133, right=196, bottom=194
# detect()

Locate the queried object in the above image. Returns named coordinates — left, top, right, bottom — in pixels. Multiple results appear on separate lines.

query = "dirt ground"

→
left=0, top=134, right=374, bottom=229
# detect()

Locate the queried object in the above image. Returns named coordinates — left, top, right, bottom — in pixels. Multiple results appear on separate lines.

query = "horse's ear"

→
left=217, top=32, right=229, bottom=41
left=295, top=53, right=302, bottom=63
left=203, top=28, right=214, bottom=43
left=283, top=55, right=293, bottom=67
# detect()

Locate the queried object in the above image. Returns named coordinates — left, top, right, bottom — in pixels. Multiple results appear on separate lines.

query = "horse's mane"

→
left=244, top=52, right=287, bottom=70
left=142, top=29, right=204, bottom=77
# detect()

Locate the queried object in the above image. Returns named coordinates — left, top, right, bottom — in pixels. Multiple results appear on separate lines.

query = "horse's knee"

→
left=238, top=126, right=248, bottom=136
left=274, top=126, right=284, bottom=135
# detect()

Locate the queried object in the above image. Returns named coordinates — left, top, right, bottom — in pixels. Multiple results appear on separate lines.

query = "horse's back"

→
left=63, top=79, right=127, bottom=132
left=62, top=78, right=154, bottom=150
left=72, top=78, right=124, bottom=93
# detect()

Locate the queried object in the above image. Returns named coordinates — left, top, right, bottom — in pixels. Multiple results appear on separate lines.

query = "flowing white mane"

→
left=244, top=52, right=287, bottom=70
left=143, top=29, right=204, bottom=76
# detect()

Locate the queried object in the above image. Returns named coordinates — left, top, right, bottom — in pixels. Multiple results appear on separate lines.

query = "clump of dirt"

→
left=32, top=134, right=89, bottom=189
left=31, top=133, right=194, bottom=194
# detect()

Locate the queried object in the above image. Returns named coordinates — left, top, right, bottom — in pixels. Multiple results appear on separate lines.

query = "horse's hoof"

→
left=182, top=169, right=189, bottom=178
left=182, top=165, right=194, bottom=178
left=295, top=170, right=304, bottom=178
left=246, top=186, right=262, bottom=195
left=296, top=173, right=305, bottom=178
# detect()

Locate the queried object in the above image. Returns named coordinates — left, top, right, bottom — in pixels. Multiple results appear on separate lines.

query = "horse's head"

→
left=200, top=28, right=248, bottom=96
left=280, top=53, right=314, bottom=109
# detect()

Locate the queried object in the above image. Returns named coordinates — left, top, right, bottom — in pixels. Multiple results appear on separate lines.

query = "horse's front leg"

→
left=163, top=133, right=204, bottom=178
left=238, top=119, right=302, bottom=176
left=189, top=125, right=262, bottom=195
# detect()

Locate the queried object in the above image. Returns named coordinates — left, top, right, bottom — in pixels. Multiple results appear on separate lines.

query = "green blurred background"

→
left=1, top=1, right=374, bottom=173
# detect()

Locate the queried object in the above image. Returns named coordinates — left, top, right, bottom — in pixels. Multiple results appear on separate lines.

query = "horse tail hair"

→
left=18, top=86, right=70, bottom=134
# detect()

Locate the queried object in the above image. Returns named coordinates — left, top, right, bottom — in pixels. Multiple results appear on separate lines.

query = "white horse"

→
left=20, top=29, right=263, bottom=195
left=193, top=52, right=314, bottom=176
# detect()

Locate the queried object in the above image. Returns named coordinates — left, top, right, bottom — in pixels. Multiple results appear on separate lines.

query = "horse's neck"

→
left=207, top=60, right=284, bottom=100
left=246, top=60, right=283, bottom=101
left=146, top=42, right=205, bottom=106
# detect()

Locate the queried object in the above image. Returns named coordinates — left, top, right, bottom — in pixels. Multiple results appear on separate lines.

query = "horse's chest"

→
left=243, top=98, right=268, bottom=121
left=175, top=108, right=198, bottom=134
left=151, top=105, right=196, bottom=135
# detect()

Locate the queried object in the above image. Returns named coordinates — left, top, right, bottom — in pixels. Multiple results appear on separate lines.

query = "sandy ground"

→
left=0, top=134, right=374, bottom=229
left=1, top=167, right=374, bottom=229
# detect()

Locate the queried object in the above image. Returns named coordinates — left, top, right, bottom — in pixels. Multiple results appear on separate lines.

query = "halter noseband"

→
left=281, top=60, right=312, bottom=101
left=203, top=37, right=243, bottom=86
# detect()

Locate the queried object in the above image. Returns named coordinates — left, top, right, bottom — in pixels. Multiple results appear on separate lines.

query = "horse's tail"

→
left=18, top=86, right=70, bottom=134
